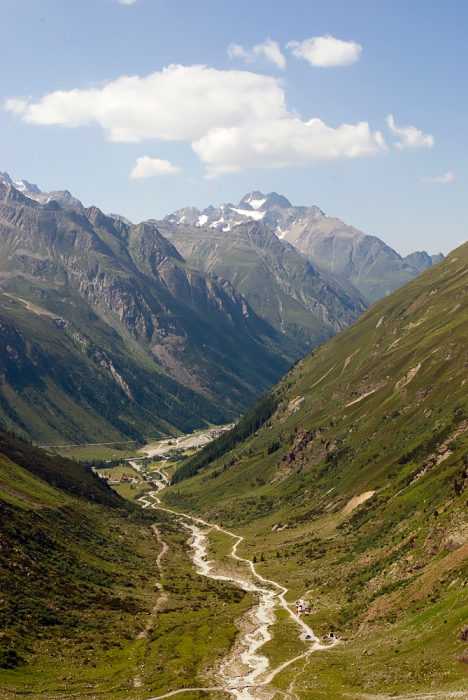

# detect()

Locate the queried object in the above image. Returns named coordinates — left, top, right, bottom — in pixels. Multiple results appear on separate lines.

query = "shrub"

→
left=0, top=647, right=25, bottom=669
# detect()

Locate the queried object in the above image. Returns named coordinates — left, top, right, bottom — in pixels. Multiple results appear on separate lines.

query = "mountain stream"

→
left=139, top=465, right=335, bottom=700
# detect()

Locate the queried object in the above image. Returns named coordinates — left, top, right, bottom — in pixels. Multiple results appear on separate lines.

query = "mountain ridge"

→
left=154, top=217, right=367, bottom=358
left=165, top=190, right=443, bottom=302
left=0, top=181, right=294, bottom=442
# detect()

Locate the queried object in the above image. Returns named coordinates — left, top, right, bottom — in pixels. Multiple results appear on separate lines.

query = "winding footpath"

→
left=139, top=471, right=336, bottom=700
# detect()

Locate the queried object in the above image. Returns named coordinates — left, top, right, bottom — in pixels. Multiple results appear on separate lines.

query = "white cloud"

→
left=6, top=65, right=286, bottom=143
left=287, top=35, right=362, bottom=67
left=422, top=172, right=454, bottom=183
left=228, top=38, right=286, bottom=69
left=6, top=63, right=387, bottom=176
left=227, top=44, right=249, bottom=60
left=386, top=115, right=434, bottom=150
left=194, top=118, right=386, bottom=177
left=130, top=156, right=182, bottom=178
left=118, top=0, right=138, bottom=4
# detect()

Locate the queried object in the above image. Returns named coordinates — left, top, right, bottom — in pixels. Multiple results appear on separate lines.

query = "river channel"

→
left=137, top=449, right=335, bottom=700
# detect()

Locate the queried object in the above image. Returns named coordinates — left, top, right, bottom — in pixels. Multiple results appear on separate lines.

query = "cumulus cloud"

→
left=422, top=172, right=454, bottom=183
left=228, top=39, right=286, bottom=69
left=194, top=118, right=386, bottom=177
left=5, top=65, right=286, bottom=142
left=6, top=63, right=387, bottom=176
left=287, top=35, right=362, bottom=67
left=130, top=157, right=182, bottom=178
left=386, top=115, right=434, bottom=150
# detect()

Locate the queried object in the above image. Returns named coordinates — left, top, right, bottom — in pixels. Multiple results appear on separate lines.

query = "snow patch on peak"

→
left=14, top=179, right=42, bottom=195
left=0, top=170, right=42, bottom=195
left=249, top=198, right=267, bottom=210
left=197, top=214, right=208, bottom=226
left=210, top=217, right=225, bottom=228
left=231, top=208, right=265, bottom=220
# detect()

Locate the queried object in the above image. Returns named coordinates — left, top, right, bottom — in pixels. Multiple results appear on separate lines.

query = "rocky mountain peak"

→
left=239, top=191, right=293, bottom=210
left=108, top=213, right=133, bottom=226
left=403, top=250, right=444, bottom=273
left=35, top=189, right=84, bottom=209
left=164, top=190, right=444, bottom=303
left=0, top=170, right=42, bottom=195
left=0, top=169, right=83, bottom=209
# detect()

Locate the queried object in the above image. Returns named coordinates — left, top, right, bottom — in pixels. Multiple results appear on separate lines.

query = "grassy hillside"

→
left=164, top=243, right=468, bottom=697
left=0, top=433, right=252, bottom=697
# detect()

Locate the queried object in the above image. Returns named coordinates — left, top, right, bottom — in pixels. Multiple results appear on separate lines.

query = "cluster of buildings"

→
left=295, top=599, right=311, bottom=616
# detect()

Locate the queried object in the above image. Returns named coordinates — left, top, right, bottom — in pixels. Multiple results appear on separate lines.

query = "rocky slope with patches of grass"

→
left=156, top=218, right=367, bottom=358
left=164, top=243, right=468, bottom=698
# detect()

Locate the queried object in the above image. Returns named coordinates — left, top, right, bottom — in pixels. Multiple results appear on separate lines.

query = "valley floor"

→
left=3, top=420, right=468, bottom=699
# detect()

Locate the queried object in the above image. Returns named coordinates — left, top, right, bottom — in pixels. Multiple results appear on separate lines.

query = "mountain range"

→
left=155, top=218, right=367, bottom=358
left=0, top=168, right=464, bottom=698
left=0, top=181, right=292, bottom=443
left=0, top=174, right=373, bottom=444
left=165, top=190, right=443, bottom=302
left=0, top=171, right=443, bottom=446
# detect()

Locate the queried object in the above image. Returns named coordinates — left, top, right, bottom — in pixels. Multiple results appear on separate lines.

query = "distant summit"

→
left=403, top=250, right=444, bottom=273
left=165, top=191, right=443, bottom=302
left=239, top=191, right=292, bottom=210
left=108, top=212, right=133, bottom=226
left=164, top=191, right=297, bottom=232
left=0, top=170, right=84, bottom=209
left=0, top=170, right=41, bottom=195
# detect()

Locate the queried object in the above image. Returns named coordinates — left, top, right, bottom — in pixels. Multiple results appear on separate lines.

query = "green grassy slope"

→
left=165, top=243, right=468, bottom=697
left=0, top=433, right=252, bottom=697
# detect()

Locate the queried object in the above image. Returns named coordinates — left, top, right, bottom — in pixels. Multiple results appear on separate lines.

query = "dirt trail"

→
left=136, top=516, right=169, bottom=641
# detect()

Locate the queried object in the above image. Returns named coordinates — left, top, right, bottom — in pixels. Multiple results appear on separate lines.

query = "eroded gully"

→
left=139, top=471, right=336, bottom=700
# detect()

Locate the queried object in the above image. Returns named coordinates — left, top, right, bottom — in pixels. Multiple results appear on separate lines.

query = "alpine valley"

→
left=0, top=172, right=434, bottom=445
left=1, top=172, right=466, bottom=700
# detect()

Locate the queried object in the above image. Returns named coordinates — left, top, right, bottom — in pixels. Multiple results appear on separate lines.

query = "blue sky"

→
left=1, top=0, right=466, bottom=255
